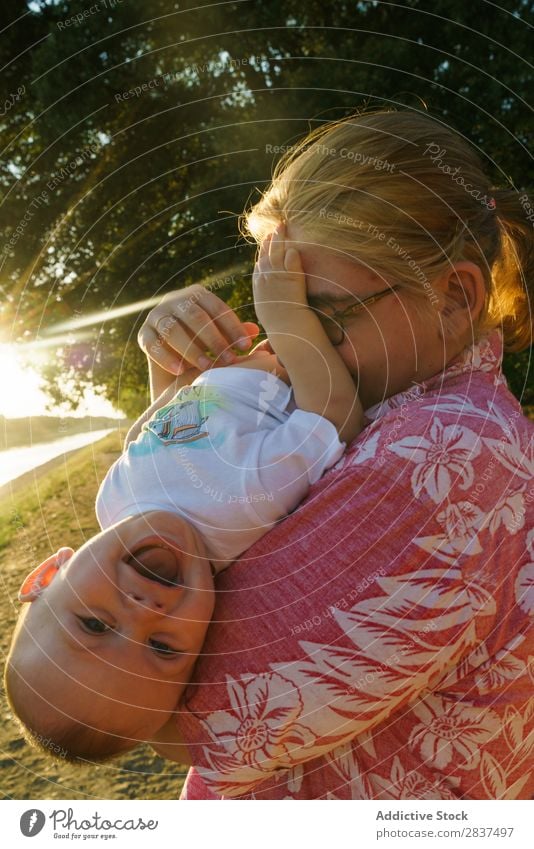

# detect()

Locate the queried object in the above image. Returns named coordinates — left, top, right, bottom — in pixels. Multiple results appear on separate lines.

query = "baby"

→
left=4, top=230, right=363, bottom=763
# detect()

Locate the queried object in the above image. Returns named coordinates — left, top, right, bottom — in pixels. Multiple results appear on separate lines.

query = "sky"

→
left=0, top=288, right=167, bottom=420
left=0, top=343, right=120, bottom=418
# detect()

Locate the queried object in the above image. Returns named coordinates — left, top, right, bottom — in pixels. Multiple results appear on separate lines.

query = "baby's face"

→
left=15, top=510, right=215, bottom=742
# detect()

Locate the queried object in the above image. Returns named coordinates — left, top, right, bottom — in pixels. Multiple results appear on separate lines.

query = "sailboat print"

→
left=146, top=399, right=209, bottom=444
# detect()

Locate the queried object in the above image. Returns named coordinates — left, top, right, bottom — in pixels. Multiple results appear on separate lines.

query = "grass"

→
left=0, top=435, right=116, bottom=552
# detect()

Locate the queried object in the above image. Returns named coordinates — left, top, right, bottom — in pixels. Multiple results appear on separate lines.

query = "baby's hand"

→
left=252, top=223, right=309, bottom=333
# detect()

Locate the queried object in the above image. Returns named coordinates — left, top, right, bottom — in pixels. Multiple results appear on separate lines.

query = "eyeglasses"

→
left=308, top=284, right=402, bottom=346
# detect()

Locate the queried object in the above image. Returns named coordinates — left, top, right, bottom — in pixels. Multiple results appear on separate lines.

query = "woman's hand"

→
left=138, top=284, right=260, bottom=376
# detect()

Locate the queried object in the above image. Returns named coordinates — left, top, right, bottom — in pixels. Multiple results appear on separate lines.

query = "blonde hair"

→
left=241, top=109, right=532, bottom=352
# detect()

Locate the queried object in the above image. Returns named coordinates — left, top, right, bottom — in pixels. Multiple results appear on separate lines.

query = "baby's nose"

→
left=127, top=590, right=167, bottom=611
left=124, top=580, right=184, bottom=614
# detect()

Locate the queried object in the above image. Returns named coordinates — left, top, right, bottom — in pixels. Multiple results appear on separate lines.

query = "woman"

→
left=141, top=109, right=533, bottom=799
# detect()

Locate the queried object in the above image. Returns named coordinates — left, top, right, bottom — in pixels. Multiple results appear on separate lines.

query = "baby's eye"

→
left=149, top=638, right=180, bottom=657
left=78, top=616, right=110, bottom=634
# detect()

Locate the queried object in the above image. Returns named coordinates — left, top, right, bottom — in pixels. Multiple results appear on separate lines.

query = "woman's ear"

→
left=438, top=261, right=486, bottom=343
left=18, top=547, right=74, bottom=603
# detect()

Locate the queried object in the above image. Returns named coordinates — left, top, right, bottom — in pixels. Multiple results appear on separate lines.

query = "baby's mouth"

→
left=125, top=545, right=182, bottom=587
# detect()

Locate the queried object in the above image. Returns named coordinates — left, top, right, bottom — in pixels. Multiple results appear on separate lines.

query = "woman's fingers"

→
left=138, top=326, right=186, bottom=373
left=240, top=320, right=261, bottom=343
left=141, top=286, right=261, bottom=372
left=198, top=292, right=258, bottom=352
left=168, top=301, right=236, bottom=363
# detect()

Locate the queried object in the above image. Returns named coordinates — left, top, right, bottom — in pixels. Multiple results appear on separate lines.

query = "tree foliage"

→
left=1, top=0, right=532, bottom=415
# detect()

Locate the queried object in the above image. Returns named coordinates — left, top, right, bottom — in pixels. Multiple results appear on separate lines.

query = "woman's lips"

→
left=125, top=545, right=182, bottom=586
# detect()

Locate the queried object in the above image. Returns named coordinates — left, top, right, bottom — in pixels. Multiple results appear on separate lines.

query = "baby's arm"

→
left=253, top=224, right=364, bottom=445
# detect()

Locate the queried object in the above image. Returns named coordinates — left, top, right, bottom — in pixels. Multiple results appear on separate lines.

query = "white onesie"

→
left=96, top=366, right=345, bottom=565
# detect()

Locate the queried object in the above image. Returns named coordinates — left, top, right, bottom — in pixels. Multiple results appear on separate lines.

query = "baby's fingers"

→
left=256, top=233, right=273, bottom=276
left=268, top=222, right=286, bottom=268
left=284, top=247, right=304, bottom=274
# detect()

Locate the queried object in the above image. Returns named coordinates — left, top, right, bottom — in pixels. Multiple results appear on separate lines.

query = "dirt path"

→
left=0, top=432, right=188, bottom=799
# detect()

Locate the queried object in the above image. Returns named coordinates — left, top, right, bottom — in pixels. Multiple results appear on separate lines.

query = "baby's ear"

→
left=18, top=548, right=74, bottom=603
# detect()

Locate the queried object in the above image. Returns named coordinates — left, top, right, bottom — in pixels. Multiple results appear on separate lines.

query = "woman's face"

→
left=285, top=223, right=447, bottom=411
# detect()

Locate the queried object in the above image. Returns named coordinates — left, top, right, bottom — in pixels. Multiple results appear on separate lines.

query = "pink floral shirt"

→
left=175, top=330, right=534, bottom=800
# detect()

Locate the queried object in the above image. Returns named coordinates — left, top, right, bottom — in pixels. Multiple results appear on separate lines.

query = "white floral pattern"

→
left=409, top=696, right=501, bottom=770
left=178, top=330, right=534, bottom=800
left=200, top=673, right=314, bottom=785
left=326, top=743, right=371, bottom=799
left=330, top=424, right=380, bottom=472
left=368, top=755, right=458, bottom=800
left=387, top=417, right=481, bottom=503
left=437, top=500, right=485, bottom=554
left=488, top=488, right=526, bottom=535
left=413, top=488, right=528, bottom=567
left=515, top=529, right=534, bottom=615
left=475, top=638, right=527, bottom=695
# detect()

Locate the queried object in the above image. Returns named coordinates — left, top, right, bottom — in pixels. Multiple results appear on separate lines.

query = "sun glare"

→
left=0, top=344, right=119, bottom=419
left=0, top=345, right=51, bottom=418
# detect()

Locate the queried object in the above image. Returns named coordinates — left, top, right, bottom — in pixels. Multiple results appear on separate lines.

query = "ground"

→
left=0, top=432, right=188, bottom=800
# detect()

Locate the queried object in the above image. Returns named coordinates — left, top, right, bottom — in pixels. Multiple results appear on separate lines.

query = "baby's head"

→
left=4, top=510, right=215, bottom=763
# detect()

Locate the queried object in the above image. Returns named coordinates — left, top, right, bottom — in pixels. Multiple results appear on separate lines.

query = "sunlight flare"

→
left=0, top=345, right=50, bottom=417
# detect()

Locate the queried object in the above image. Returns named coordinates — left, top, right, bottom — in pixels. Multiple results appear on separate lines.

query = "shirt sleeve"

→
left=242, top=408, right=345, bottom=526
left=173, top=445, right=495, bottom=798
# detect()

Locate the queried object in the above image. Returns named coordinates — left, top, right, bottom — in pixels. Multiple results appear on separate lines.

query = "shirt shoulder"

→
left=329, top=367, right=532, bottom=484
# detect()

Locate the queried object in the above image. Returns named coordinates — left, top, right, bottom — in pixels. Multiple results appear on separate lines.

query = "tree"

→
left=1, top=0, right=531, bottom=416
